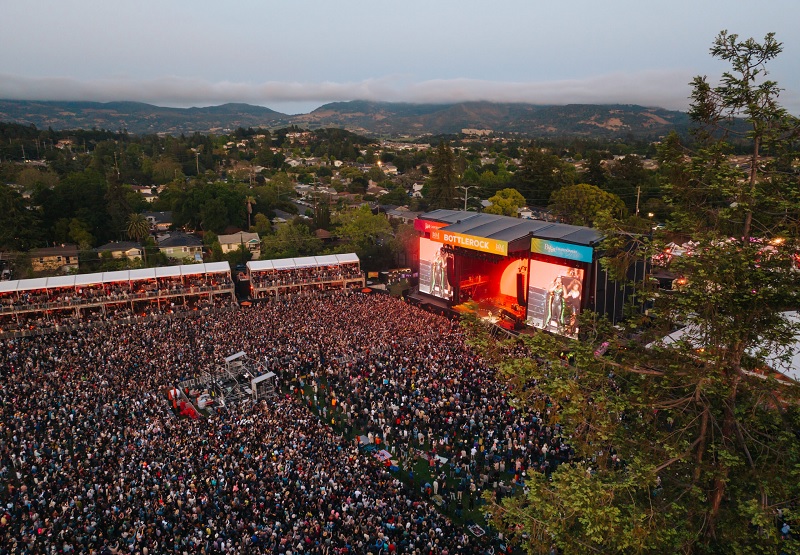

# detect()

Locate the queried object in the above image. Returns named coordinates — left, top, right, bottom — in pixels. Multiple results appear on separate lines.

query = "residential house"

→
left=157, top=232, right=203, bottom=262
left=131, top=185, right=158, bottom=203
left=366, top=185, right=388, bottom=197
left=143, top=211, right=173, bottom=232
left=386, top=207, right=422, bottom=225
left=218, top=232, right=261, bottom=260
left=518, top=207, right=534, bottom=219
left=31, top=245, right=79, bottom=273
left=272, top=209, right=295, bottom=226
left=95, top=241, right=143, bottom=260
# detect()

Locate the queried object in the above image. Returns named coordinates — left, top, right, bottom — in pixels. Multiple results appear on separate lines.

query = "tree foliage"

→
left=425, top=141, right=458, bottom=209
left=680, top=31, right=800, bottom=239
left=514, top=146, right=575, bottom=207
left=476, top=31, right=800, bottom=555
left=483, top=187, right=526, bottom=217
left=549, top=183, right=627, bottom=226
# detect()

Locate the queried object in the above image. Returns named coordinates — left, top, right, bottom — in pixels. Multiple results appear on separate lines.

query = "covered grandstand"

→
left=0, top=262, right=234, bottom=333
left=247, top=253, right=364, bottom=298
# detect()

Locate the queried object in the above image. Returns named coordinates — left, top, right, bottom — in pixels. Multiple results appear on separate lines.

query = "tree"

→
left=688, top=30, right=800, bottom=239
left=483, top=188, right=526, bottom=217
left=260, top=221, right=321, bottom=260
left=126, top=213, right=150, bottom=264
left=581, top=150, right=608, bottom=188
left=549, top=183, right=627, bottom=226
left=425, top=141, right=458, bottom=209
left=0, top=183, right=42, bottom=250
left=605, top=155, right=652, bottom=213
left=105, top=182, right=132, bottom=239
left=252, top=213, right=272, bottom=236
left=515, top=146, right=575, bottom=207
left=334, top=205, right=393, bottom=270
left=245, top=195, right=256, bottom=229
left=478, top=31, right=800, bottom=555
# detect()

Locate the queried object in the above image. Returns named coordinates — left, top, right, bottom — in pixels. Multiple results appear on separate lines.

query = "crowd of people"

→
left=0, top=290, right=569, bottom=554
left=0, top=296, right=237, bottom=338
left=249, top=264, right=363, bottom=290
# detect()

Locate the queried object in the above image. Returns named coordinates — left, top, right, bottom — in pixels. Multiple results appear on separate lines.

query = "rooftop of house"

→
left=156, top=232, right=203, bottom=248
left=217, top=232, right=260, bottom=244
left=31, top=245, right=79, bottom=257
left=95, top=241, right=142, bottom=252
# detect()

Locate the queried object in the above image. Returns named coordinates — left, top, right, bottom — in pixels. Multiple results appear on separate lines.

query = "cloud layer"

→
left=0, top=71, right=700, bottom=112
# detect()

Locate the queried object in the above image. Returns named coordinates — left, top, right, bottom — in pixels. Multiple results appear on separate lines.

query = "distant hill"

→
left=297, top=100, right=693, bottom=139
left=0, top=100, right=291, bottom=135
left=0, top=99, right=692, bottom=139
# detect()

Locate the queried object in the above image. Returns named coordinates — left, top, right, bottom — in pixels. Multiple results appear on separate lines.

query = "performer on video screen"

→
left=545, top=276, right=565, bottom=329
left=566, top=279, right=582, bottom=335
left=431, top=248, right=452, bottom=299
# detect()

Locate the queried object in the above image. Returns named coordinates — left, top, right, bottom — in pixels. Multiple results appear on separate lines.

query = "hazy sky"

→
left=2, top=0, right=799, bottom=115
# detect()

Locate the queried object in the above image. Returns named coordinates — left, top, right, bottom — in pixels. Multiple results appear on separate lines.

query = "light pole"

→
left=457, top=185, right=477, bottom=211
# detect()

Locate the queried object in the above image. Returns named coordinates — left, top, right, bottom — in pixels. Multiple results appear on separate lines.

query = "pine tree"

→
left=426, top=141, right=457, bottom=209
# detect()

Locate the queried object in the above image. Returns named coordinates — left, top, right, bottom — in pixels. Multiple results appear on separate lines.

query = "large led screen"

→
left=526, top=261, right=585, bottom=337
left=419, top=237, right=454, bottom=301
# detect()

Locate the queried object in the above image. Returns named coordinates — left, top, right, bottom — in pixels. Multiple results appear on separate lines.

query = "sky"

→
left=2, top=0, right=799, bottom=115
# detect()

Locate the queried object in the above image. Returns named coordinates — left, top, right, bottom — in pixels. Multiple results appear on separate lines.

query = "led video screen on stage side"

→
left=419, top=237, right=454, bottom=301
left=526, top=260, right=585, bottom=338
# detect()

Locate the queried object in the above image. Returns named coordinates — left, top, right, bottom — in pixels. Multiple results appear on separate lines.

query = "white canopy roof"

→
left=336, top=253, right=360, bottom=264
left=180, top=264, right=205, bottom=276
left=252, top=371, right=276, bottom=385
left=248, top=253, right=360, bottom=273
left=128, top=268, right=156, bottom=282
left=314, top=254, right=339, bottom=265
left=1, top=262, right=235, bottom=295
left=46, top=275, right=77, bottom=289
left=225, top=351, right=246, bottom=363
left=74, top=273, right=104, bottom=286
left=16, top=277, right=49, bottom=291
left=102, top=270, right=130, bottom=283
left=155, top=266, right=182, bottom=278
left=247, top=260, right=274, bottom=272
left=271, top=258, right=296, bottom=270
left=292, top=256, right=318, bottom=268
left=204, top=262, right=231, bottom=274
left=0, top=280, right=19, bottom=294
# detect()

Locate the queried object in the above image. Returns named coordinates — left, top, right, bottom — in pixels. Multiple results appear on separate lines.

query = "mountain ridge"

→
left=0, top=99, right=691, bottom=139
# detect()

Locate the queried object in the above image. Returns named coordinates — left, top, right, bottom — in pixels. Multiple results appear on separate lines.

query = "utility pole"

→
left=457, top=185, right=476, bottom=211
left=635, top=186, right=641, bottom=216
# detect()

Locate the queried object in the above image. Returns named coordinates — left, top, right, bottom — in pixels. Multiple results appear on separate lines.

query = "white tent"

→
left=129, top=268, right=156, bottom=282
left=155, top=266, right=182, bottom=278
left=204, top=262, right=231, bottom=275
left=45, top=275, right=77, bottom=289
left=648, top=312, right=800, bottom=382
left=16, top=277, right=49, bottom=291
left=74, top=273, right=104, bottom=286
left=247, top=260, right=274, bottom=272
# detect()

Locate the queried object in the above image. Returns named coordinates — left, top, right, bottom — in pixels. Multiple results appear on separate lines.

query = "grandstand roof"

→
left=246, top=253, right=361, bottom=273
left=0, top=262, right=232, bottom=295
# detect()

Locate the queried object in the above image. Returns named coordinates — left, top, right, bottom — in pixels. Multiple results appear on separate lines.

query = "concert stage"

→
left=414, top=210, right=605, bottom=338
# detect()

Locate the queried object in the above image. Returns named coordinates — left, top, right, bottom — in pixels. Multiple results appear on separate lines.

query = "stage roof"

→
left=419, top=210, right=603, bottom=248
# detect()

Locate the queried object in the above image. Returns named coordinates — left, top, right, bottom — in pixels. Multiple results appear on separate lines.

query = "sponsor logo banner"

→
left=530, top=238, right=593, bottom=263
left=414, top=219, right=448, bottom=233
left=430, top=229, right=508, bottom=256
